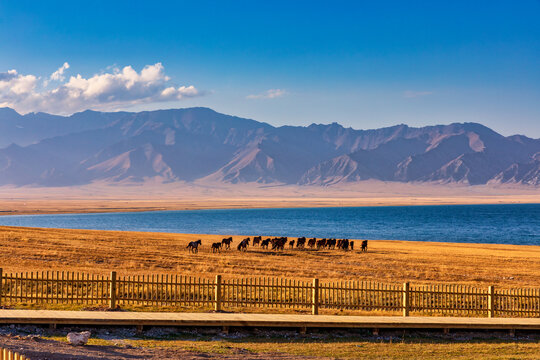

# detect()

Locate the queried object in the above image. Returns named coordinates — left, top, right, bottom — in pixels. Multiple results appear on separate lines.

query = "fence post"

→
left=402, top=282, right=410, bottom=317
left=0, top=268, right=3, bottom=307
left=312, top=278, right=319, bottom=315
left=215, top=274, right=222, bottom=312
left=488, top=285, right=495, bottom=318
left=109, top=271, right=117, bottom=309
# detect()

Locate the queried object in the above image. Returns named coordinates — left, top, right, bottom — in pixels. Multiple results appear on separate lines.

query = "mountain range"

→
left=0, top=107, right=539, bottom=187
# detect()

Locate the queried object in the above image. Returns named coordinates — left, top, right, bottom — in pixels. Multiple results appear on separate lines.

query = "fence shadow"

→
left=136, top=327, right=540, bottom=345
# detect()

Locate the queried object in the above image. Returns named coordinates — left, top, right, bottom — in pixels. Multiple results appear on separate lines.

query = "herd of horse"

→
left=186, top=236, right=368, bottom=254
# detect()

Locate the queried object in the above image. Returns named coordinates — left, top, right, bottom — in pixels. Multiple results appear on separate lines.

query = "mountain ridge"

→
left=0, top=107, right=539, bottom=187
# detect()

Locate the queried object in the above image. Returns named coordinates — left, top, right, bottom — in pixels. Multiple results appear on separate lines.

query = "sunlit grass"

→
left=40, top=332, right=540, bottom=359
left=1, top=226, right=538, bottom=290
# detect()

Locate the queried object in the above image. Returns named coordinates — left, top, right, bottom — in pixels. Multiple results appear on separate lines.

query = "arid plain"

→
left=1, top=181, right=540, bottom=215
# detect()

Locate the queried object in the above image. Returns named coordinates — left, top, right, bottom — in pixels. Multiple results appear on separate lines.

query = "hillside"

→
left=0, top=107, right=539, bottom=186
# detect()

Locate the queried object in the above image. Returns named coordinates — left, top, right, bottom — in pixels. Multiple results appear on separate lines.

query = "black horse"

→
left=271, top=237, right=287, bottom=251
left=339, top=239, right=350, bottom=250
left=186, top=239, right=202, bottom=253
left=237, top=238, right=250, bottom=251
left=211, top=242, right=222, bottom=253
left=316, top=238, right=327, bottom=249
left=252, top=236, right=262, bottom=246
left=327, top=238, right=337, bottom=249
left=221, top=237, right=233, bottom=250
left=361, top=240, right=368, bottom=252
left=261, top=238, right=271, bottom=249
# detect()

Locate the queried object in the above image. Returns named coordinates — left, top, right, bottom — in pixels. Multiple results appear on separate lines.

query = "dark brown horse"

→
left=237, top=237, right=250, bottom=251
left=261, top=238, right=271, bottom=249
left=211, top=242, right=222, bottom=253
left=221, top=237, right=233, bottom=250
left=361, top=240, right=368, bottom=252
left=252, top=236, right=262, bottom=246
left=327, top=238, right=337, bottom=249
left=186, top=239, right=202, bottom=253
left=338, top=239, right=349, bottom=250
left=271, top=237, right=287, bottom=251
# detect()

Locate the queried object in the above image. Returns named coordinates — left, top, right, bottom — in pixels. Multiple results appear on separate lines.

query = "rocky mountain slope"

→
left=0, top=107, right=538, bottom=186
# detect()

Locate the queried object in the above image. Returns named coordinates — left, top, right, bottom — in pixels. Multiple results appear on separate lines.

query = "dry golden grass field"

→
left=0, top=226, right=539, bottom=289
left=1, top=226, right=540, bottom=358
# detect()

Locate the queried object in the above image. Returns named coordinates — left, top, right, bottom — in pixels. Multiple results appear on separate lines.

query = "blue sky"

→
left=0, top=1, right=539, bottom=137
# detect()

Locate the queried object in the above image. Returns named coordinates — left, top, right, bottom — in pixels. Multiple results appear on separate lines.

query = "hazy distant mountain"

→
left=490, top=155, right=540, bottom=185
left=0, top=107, right=539, bottom=186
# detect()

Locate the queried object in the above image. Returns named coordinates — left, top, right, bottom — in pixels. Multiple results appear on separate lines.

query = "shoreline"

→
left=1, top=225, right=540, bottom=249
left=1, top=196, right=539, bottom=217
left=0, top=181, right=539, bottom=216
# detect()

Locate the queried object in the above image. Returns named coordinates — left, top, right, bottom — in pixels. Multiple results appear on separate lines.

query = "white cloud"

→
left=0, top=63, right=202, bottom=114
left=0, top=70, right=39, bottom=105
left=50, top=62, right=70, bottom=82
left=403, top=90, right=433, bottom=98
left=247, top=88, right=287, bottom=99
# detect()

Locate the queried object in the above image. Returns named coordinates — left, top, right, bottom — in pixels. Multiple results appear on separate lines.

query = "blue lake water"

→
left=0, top=204, right=539, bottom=245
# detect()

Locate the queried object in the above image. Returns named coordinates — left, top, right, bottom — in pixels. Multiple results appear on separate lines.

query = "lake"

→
left=0, top=204, right=538, bottom=245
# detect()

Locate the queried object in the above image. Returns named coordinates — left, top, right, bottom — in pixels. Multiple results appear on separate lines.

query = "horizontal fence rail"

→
left=0, top=269, right=539, bottom=318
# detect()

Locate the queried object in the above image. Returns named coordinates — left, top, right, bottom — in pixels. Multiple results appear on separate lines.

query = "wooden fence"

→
left=1, top=348, right=29, bottom=360
left=0, top=269, right=539, bottom=317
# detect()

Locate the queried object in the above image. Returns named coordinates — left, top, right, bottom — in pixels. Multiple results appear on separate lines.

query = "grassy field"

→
left=35, top=329, right=540, bottom=359
left=4, top=327, right=540, bottom=359
left=1, top=226, right=539, bottom=289
left=1, top=226, right=539, bottom=358
left=110, top=336, right=540, bottom=360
